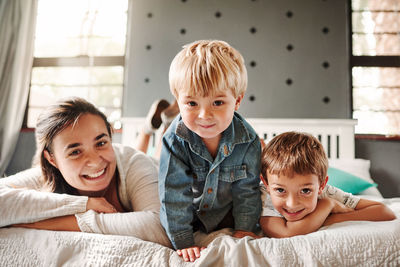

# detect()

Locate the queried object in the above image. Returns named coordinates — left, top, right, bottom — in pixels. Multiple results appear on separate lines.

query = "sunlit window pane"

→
left=28, top=66, right=123, bottom=127
left=352, top=67, right=400, bottom=135
left=352, top=0, right=399, bottom=11
left=28, top=0, right=127, bottom=129
left=354, top=110, right=400, bottom=135
left=34, top=0, right=128, bottom=57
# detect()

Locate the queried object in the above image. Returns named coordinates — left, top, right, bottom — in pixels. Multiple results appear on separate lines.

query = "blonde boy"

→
left=158, top=40, right=261, bottom=262
left=260, top=131, right=395, bottom=238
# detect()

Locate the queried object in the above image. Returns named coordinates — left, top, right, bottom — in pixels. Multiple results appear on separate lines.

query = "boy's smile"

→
left=266, top=171, right=325, bottom=221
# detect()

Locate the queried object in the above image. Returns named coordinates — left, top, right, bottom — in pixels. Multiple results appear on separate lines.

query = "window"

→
left=27, top=0, right=128, bottom=129
left=351, top=0, right=400, bottom=135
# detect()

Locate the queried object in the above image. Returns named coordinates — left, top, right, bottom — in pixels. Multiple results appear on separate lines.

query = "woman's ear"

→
left=235, top=93, right=244, bottom=110
left=318, top=176, right=329, bottom=195
left=44, top=150, right=57, bottom=168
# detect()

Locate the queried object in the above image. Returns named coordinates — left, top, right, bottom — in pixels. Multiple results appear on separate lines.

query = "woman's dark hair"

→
left=33, top=97, right=113, bottom=194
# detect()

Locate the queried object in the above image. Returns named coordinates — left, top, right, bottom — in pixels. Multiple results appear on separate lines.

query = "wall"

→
left=356, top=139, right=400, bottom=198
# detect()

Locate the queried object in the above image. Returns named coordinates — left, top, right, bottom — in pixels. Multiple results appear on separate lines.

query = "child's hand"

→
left=233, top=230, right=260, bottom=239
left=177, top=246, right=205, bottom=262
left=87, top=197, right=117, bottom=213
left=330, top=198, right=353, bottom=214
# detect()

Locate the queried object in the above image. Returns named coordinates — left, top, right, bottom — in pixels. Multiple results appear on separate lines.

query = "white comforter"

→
left=1, top=198, right=399, bottom=267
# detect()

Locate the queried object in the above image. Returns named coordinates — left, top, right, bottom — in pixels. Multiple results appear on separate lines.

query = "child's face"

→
left=177, top=89, right=243, bottom=143
left=44, top=113, right=117, bottom=195
left=266, top=171, right=327, bottom=222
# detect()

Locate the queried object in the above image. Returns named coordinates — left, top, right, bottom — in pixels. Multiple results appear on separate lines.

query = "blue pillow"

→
left=327, top=167, right=377, bottom=194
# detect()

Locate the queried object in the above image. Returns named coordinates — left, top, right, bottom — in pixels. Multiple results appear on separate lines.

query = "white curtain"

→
left=0, top=0, right=38, bottom=175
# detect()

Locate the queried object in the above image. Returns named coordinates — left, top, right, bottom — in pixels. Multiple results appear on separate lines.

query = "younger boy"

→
left=158, top=40, right=261, bottom=262
left=260, top=131, right=396, bottom=238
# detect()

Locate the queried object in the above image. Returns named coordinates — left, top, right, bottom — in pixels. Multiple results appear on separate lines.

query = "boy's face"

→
left=266, top=171, right=327, bottom=222
left=177, top=89, right=243, bottom=143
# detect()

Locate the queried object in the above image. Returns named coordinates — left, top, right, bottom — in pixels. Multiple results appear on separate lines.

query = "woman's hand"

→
left=87, top=197, right=117, bottom=213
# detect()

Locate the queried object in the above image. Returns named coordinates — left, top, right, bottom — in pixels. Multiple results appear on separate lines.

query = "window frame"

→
left=348, top=0, right=400, bottom=140
left=23, top=0, right=128, bottom=130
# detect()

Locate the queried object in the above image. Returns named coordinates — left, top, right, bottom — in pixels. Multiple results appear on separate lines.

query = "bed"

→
left=1, top=118, right=399, bottom=266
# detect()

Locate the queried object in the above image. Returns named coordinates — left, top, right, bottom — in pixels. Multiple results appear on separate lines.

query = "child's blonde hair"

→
left=169, top=40, right=247, bottom=98
left=261, top=132, right=328, bottom=184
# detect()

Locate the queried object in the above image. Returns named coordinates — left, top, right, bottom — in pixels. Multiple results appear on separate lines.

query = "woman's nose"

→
left=85, top=150, right=102, bottom=166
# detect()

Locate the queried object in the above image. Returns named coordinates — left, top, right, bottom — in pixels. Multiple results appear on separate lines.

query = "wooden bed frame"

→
left=121, top=117, right=357, bottom=159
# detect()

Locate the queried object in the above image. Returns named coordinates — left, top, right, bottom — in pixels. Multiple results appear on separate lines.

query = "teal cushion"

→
left=327, top=167, right=377, bottom=194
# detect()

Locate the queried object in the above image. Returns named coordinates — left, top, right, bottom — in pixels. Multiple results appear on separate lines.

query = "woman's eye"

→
left=69, top=150, right=81, bottom=156
left=214, top=100, right=224, bottom=106
left=97, top=140, right=107, bottom=147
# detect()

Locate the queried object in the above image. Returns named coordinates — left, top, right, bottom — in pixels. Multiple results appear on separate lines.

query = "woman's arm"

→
left=0, top=168, right=88, bottom=227
left=323, top=198, right=396, bottom=226
left=72, top=145, right=172, bottom=247
left=13, top=215, right=80, bottom=231
left=0, top=168, right=115, bottom=227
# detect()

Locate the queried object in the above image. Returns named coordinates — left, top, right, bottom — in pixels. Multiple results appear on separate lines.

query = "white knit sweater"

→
left=0, top=144, right=171, bottom=247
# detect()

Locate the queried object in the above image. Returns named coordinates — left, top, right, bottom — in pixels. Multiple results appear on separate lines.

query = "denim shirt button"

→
left=207, top=188, right=213, bottom=194
left=224, top=145, right=228, bottom=155
left=203, top=204, right=209, bottom=209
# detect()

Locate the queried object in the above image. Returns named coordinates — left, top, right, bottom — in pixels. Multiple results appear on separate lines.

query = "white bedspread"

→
left=1, top=198, right=400, bottom=267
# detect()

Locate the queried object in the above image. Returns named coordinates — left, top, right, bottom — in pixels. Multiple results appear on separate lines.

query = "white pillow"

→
left=328, top=158, right=383, bottom=198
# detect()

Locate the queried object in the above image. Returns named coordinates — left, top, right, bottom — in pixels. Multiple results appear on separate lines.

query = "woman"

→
left=0, top=97, right=171, bottom=247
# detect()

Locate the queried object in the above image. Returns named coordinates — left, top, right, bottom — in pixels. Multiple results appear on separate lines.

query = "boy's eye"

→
left=187, top=101, right=197, bottom=107
left=275, top=188, right=285, bottom=194
left=301, top=188, right=312, bottom=194
left=213, top=100, right=224, bottom=106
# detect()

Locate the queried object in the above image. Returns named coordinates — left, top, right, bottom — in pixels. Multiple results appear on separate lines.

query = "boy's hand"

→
left=87, top=197, right=117, bottom=213
left=330, top=198, right=353, bottom=214
left=177, top=246, right=205, bottom=262
left=233, top=230, right=260, bottom=239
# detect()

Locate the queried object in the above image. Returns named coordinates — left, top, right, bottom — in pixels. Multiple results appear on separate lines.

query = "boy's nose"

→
left=198, top=107, right=212, bottom=119
left=286, top=195, right=298, bottom=207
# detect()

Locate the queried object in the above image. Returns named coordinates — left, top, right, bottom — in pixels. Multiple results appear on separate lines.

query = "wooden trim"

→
left=351, top=56, right=400, bottom=67
left=355, top=134, right=400, bottom=141
left=33, top=56, right=125, bottom=67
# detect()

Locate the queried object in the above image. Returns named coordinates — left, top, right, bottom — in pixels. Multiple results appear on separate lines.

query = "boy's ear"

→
left=44, top=150, right=58, bottom=168
left=235, top=93, right=244, bottom=110
left=318, top=176, right=329, bottom=195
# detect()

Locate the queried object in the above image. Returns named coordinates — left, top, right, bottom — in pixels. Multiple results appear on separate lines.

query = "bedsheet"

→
left=1, top=198, right=399, bottom=267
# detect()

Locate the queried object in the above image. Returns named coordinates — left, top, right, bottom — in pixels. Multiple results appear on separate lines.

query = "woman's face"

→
left=44, top=113, right=116, bottom=194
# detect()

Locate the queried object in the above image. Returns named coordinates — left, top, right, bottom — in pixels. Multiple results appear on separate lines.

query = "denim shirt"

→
left=158, top=112, right=261, bottom=249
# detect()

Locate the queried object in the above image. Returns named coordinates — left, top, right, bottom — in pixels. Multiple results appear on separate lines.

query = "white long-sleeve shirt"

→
left=0, top=144, right=171, bottom=247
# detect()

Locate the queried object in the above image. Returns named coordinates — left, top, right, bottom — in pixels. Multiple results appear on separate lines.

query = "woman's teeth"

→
left=85, top=168, right=105, bottom=178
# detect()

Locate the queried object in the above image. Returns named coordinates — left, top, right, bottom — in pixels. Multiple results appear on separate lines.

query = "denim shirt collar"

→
left=175, top=112, right=252, bottom=162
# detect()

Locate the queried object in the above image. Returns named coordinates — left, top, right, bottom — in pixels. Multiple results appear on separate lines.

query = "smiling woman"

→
left=0, top=97, right=171, bottom=247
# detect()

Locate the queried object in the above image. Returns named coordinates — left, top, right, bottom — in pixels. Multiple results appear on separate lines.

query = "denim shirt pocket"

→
left=219, top=165, right=247, bottom=182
